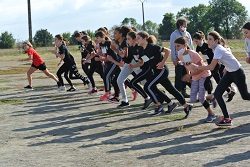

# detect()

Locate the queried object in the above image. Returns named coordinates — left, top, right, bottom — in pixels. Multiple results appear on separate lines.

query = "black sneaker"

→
left=165, top=102, right=178, bottom=114
left=24, top=85, right=33, bottom=90
left=117, top=101, right=130, bottom=108
left=57, top=81, right=61, bottom=88
left=67, top=87, right=76, bottom=92
left=108, top=97, right=120, bottom=103
left=226, top=91, right=235, bottom=102
left=184, top=104, right=193, bottom=118
left=151, top=105, right=164, bottom=116
left=181, top=91, right=190, bottom=98
left=142, top=98, right=153, bottom=110
left=216, top=118, right=232, bottom=127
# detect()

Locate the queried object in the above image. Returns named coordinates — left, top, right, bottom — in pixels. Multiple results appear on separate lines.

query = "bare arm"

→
left=198, top=59, right=218, bottom=71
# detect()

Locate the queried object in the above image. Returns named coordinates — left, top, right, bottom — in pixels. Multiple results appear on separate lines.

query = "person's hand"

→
left=119, top=61, right=125, bottom=67
left=173, top=60, right=181, bottom=66
left=82, top=59, right=86, bottom=65
left=182, top=74, right=191, bottom=83
left=95, top=57, right=100, bottom=61
left=156, top=61, right=164, bottom=69
left=128, top=64, right=134, bottom=69
left=106, top=55, right=114, bottom=62
left=246, top=57, right=250, bottom=64
left=100, top=56, right=106, bottom=61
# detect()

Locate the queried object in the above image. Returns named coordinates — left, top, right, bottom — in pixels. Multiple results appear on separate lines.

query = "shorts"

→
left=31, top=63, right=47, bottom=71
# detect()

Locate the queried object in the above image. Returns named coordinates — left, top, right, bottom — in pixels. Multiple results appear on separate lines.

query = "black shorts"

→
left=31, top=63, right=47, bottom=71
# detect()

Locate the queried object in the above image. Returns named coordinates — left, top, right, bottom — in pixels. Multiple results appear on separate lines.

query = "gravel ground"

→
left=0, top=60, right=250, bottom=167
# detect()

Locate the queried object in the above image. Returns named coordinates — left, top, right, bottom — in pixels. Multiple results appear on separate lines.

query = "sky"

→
left=0, top=0, right=249, bottom=41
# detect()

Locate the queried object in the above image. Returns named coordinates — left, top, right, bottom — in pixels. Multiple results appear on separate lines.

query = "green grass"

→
left=0, top=67, right=28, bottom=75
left=0, top=98, right=25, bottom=105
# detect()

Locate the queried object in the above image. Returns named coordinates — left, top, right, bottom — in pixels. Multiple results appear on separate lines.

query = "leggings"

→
left=214, top=68, right=250, bottom=118
left=190, top=77, right=210, bottom=109
left=57, top=63, right=89, bottom=87
left=130, top=67, right=151, bottom=99
left=144, top=67, right=186, bottom=105
left=82, top=61, right=103, bottom=88
left=103, top=63, right=120, bottom=97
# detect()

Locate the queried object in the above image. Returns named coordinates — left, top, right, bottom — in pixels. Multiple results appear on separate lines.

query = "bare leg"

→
left=43, top=69, right=59, bottom=82
left=27, top=67, right=37, bottom=86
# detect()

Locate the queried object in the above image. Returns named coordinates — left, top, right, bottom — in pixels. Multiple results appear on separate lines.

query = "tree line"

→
left=0, top=0, right=248, bottom=49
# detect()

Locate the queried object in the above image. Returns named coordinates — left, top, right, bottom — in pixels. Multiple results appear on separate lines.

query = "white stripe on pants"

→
left=117, top=63, right=133, bottom=102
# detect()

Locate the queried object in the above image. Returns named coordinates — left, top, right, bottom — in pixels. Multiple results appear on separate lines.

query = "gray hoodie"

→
left=170, top=29, right=193, bottom=62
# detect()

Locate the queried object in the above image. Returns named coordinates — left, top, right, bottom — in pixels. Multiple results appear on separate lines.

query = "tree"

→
left=62, top=32, right=71, bottom=44
left=144, top=20, right=159, bottom=37
left=177, top=4, right=211, bottom=36
left=207, top=0, right=247, bottom=39
left=33, top=29, right=53, bottom=47
left=86, top=30, right=95, bottom=40
left=121, top=17, right=142, bottom=30
left=0, top=31, right=15, bottom=49
left=158, top=13, right=176, bottom=40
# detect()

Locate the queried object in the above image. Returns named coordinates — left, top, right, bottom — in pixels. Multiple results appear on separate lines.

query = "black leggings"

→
left=130, top=67, right=151, bottom=99
left=214, top=68, right=250, bottom=118
left=144, top=67, right=186, bottom=105
left=82, top=62, right=103, bottom=88
left=211, top=63, right=231, bottom=93
left=103, top=63, right=120, bottom=97
left=57, top=63, right=88, bottom=87
left=175, top=64, right=187, bottom=91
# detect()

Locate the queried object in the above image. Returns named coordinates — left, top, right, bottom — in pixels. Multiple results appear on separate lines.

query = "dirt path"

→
left=0, top=61, right=250, bottom=167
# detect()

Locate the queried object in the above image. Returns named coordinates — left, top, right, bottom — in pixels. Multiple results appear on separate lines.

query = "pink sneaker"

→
left=100, top=93, right=110, bottom=101
left=131, top=91, right=138, bottom=101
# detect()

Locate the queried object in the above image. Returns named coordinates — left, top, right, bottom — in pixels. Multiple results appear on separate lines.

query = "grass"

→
left=0, top=98, right=25, bottom=105
left=0, top=67, right=28, bottom=75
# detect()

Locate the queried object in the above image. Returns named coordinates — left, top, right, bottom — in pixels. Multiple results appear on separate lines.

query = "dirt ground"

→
left=0, top=58, right=250, bottom=167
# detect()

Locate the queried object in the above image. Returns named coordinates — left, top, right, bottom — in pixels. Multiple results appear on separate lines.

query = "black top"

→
left=127, top=44, right=141, bottom=64
left=99, top=40, right=121, bottom=64
left=138, top=43, right=163, bottom=71
left=118, top=39, right=130, bottom=63
left=58, top=44, right=75, bottom=65
left=82, top=41, right=95, bottom=59
left=196, top=42, right=214, bottom=64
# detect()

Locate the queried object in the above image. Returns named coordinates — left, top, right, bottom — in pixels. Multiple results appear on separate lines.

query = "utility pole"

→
left=27, top=0, right=32, bottom=42
left=139, top=0, right=146, bottom=30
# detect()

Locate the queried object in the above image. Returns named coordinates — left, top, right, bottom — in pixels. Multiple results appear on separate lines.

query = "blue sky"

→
left=0, top=0, right=249, bottom=41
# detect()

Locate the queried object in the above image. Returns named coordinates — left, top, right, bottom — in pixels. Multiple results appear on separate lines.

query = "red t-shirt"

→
left=26, top=48, right=44, bottom=66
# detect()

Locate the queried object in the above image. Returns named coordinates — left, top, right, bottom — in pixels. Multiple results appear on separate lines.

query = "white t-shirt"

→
left=213, top=45, right=241, bottom=72
left=245, top=38, right=250, bottom=57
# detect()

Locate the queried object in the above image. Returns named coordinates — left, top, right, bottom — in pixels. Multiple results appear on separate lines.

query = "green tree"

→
left=86, top=29, right=95, bottom=40
left=144, top=20, right=159, bottom=37
left=207, top=0, right=247, bottom=39
left=177, top=4, right=211, bottom=36
left=158, top=13, right=176, bottom=40
left=0, top=31, right=15, bottom=48
left=121, top=17, right=142, bottom=30
left=62, top=32, right=71, bottom=43
left=33, top=29, right=53, bottom=47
